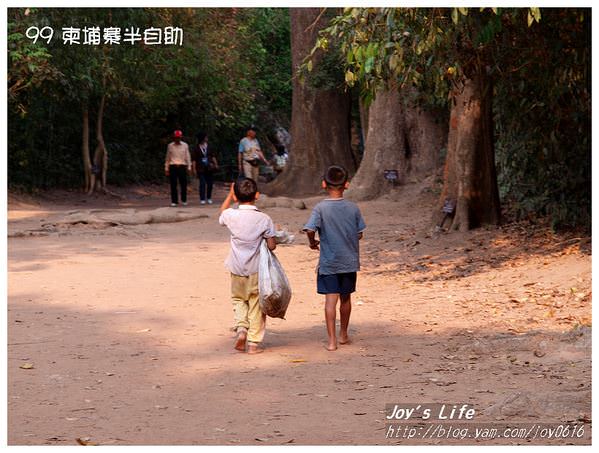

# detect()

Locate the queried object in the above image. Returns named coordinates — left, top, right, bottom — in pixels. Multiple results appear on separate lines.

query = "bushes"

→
left=494, top=9, right=590, bottom=230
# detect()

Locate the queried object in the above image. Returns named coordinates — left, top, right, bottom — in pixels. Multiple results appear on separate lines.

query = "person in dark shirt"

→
left=193, top=131, right=219, bottom=205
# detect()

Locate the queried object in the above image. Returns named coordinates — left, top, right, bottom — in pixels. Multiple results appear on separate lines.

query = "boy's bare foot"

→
left=325, top=342, right=338, bottom=351
left=234, top=330, right=247, bottom=352
left=247, top=343, right=264, bottom=354
left=339, top=335, right=351, bottom=345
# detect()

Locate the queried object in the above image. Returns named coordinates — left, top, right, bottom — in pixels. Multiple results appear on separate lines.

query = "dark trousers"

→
left=199, top=172, right=214, bottom=201
left=169, top=165, right=188, bottom=204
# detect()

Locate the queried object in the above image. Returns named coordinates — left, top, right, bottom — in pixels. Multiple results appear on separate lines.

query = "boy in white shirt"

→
left=219, top=178, right=277, bottom=354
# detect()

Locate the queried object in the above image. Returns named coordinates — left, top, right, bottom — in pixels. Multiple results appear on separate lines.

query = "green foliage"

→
left=494, top=9, right=590, bottom=230
left=306, top=48, right=346, bottom=90
left=298, top=9, right=349, bottom=92
left=244, top=8, right=292, bottom=124
left=8, top=9, right=60, bottom=114
left=309, top=8, right=543, bottom=109
left=8, top=7, right=292, bottom=188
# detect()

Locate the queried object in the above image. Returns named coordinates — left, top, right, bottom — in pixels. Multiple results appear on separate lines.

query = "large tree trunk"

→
left=434, top=74, right=501, bottom=231
left=347, top=88, right=447, bottom=200
left=359, top=97, right=369, bottom=142
left=82, top=107, right=92, bottom=192
left=267, top=8, right=355, bottom=196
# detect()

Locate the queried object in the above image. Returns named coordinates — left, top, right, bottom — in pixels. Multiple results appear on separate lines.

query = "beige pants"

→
left=242, top=161, right=260, bottom=182
left=231, top=273, right=265, bottom=343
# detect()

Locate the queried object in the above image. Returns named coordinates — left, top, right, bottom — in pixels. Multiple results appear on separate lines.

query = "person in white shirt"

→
left=219, top=178, right=277, bottom=354
left=164, top=130, right=192, bottom=206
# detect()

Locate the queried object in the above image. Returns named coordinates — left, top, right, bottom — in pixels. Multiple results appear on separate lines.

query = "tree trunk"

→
left=89, top=94, right=108, bottom=194
left=267, top=8, right=355, bottom=196
left=347, top=88, right=447, bottom=200
left=434, top=74, right=501, bottom=231
left=359, top=97, right=369, bottom=142
left=82, top=107, right=92, bottom=192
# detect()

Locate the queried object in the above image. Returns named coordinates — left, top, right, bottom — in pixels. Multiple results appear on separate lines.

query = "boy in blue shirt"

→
left=303, top=165, right=366, bottom=351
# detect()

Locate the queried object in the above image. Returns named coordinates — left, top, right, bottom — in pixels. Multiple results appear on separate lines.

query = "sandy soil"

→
left=7, top=182, right=591, bottom=445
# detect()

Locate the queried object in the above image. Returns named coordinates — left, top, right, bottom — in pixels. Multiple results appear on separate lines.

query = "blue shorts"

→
left=317, top=272, right=357, bottom=295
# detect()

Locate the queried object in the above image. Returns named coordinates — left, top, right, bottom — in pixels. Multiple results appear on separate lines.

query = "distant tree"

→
left=314, top=8, right=545, bottom=230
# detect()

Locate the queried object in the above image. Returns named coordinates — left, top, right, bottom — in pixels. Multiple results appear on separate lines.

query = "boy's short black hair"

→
left=323, top=165, right=348, bottom=188
left=234, top=177, right=258, bottom=202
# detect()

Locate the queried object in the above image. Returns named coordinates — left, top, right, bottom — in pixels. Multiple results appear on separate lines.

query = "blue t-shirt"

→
left=303, top=198, right=366, bottom=275
left=238, top=137, right=261, bottom=160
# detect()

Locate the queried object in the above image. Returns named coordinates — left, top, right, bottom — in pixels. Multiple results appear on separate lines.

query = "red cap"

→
left=174, top=130, right=183, bottom=138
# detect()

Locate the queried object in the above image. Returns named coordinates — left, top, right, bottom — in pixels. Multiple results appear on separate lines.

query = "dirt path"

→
left=7, top=183, right=591, bottom=445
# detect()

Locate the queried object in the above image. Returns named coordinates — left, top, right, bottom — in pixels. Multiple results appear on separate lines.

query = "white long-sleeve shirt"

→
left=165, top=141, right=192, bottom=171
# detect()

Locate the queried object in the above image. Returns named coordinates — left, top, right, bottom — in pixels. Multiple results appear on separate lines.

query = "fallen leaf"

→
left=19, top=363, right=34, bottom=369
left=289, top=359, right=307, bottom=363
left=76, top=437, right=98, bottom=446
left=46, top=437, right=64, bottom=442
left=136, top=328, right=151, bottom=333
left=578, top=414, right=591, bottom=423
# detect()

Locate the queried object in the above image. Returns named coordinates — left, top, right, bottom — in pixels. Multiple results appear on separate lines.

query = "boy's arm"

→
left=306, top=230, right=320, bottom=250
left=264, top=218, right=277, bottom=251
left=220, top=183, right=236, bottom=213
left=357, top=208, right=366, bottom=240
left=302, top=206, right=321, bottom=250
